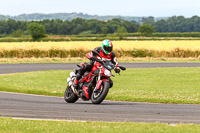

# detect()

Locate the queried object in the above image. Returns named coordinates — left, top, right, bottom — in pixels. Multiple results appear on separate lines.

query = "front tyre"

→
left=91, top=81, right=110, bottom=104
left=64, top=86, right=78, bottom=103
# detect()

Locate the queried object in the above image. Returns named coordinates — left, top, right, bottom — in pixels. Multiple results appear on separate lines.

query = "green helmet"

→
left=101, top=40, right=113, bottom=55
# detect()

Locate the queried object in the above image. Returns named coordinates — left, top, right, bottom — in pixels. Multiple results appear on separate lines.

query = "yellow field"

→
left=0, top=40, right=200, bottom=58
left=0, top=40, right=200, bottom=51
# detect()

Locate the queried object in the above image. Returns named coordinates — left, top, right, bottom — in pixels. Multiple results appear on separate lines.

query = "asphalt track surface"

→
left=0, top=63, right=200, bottom=124
left=0, top=91, right=200, bottom=124
left=1, top=63, right=200, bottom=74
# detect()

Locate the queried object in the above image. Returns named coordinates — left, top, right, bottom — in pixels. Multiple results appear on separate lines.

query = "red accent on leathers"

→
left=80, top=63, right=85, bottom=66
left=86, top=52, right=93, bottom=59
left=98, top=51, right=112, bottom=60
left=86, top=47, right=119, bottom=71
left=86, top=49, right=112, bottom=61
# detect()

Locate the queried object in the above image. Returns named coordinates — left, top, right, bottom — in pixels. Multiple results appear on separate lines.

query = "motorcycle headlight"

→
left=70, top=72, right=76, bottom=78
left=67, top=77, right=71, bottom=83
left=108, top=65, right=112, bottom=69
left=67, top=77, right=73, bottom=86
left=104, top=69, right=111, bottom=77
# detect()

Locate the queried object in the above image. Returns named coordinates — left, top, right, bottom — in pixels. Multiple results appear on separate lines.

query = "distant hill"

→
left=0, top=15, right=9, bottom=20
left=0, top=13, right=167, bottom=22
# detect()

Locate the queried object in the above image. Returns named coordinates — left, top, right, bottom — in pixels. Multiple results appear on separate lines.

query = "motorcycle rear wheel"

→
left=91, top=81, right=110, bottom=104
left=64, top=86, right=78, bottom=103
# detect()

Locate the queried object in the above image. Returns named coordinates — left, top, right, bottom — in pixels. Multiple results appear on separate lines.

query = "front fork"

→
left=71, top=85, right=79, bottom=96
left=94, top=66, right=109, bottom=91
left=93, top=66, right=102, bottom=91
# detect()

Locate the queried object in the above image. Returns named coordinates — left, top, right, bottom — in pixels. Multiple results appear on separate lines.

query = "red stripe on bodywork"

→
left=96, top=79, right=109, bottom=90
left=96, top=80, right=102, bottom=90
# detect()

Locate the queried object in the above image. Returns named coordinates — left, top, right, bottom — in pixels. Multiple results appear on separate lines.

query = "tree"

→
left=11, top=29, right=23, bottom=37
left=106, top=19, right=122, bottom=33
left=142, top=16, right=155, bottom=25
left=115, top=26, right=128, bottom=40
left=27, top=23, right=46, bottom=40
left=138, top=24, right=155, bottom=36
left=87, top=19, right=103, bottom=34
left=71, top=18, right=87, bottom=34
left=155, top=19, right=168, bottom=32
left=121, top=20, right=139, bottom=33
left=101, top=27, right=108, bottom=34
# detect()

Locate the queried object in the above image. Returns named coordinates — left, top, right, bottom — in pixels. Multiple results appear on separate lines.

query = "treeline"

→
left=1, top=15, right=200, bottom=36
left=144, top=16, right=200, bottom=32
left=0, top=18, right=138, bottom=35
left=0, top=13, right=163, bottom=22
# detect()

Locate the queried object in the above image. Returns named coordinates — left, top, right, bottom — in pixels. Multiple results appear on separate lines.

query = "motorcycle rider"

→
left=73, top=39, right=120, bottom=90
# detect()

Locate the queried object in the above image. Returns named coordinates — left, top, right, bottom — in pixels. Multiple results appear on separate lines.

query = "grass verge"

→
left=0, top=68, right=199, bottom=104
left=0, top=117, right=200, bottom=133
left=0, top=57, right=89, bottom=64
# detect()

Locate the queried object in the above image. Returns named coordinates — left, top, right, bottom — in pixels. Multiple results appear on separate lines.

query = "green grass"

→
left=108, top=67, right=200, bottom=104
left=0, top=117, right=200, bottom=133
left=0, top=68, right=200, bottom=104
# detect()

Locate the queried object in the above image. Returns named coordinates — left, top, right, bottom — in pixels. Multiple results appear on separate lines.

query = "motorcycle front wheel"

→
left=91, top=81, right=110, bottom=104
left=64, top=86, right=78, bottom=103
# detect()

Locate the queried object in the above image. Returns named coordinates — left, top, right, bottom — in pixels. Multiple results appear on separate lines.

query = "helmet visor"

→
left=104, top=45, right=113, bottom=53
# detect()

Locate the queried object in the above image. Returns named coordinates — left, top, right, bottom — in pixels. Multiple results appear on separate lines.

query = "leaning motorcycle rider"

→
left=73, top=39, right=120, bottom=90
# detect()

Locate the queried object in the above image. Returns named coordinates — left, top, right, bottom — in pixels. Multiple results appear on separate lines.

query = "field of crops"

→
left=1, top=40, right=200, bottom=58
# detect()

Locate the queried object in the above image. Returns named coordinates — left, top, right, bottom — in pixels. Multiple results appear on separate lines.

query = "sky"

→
left=1, top=0, right=200, bottom=17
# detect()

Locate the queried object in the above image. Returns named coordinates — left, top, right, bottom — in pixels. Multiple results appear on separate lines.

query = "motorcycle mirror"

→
left=92, top=50, right=102, bottom=59
left=118, top=66, right=126, bottom=71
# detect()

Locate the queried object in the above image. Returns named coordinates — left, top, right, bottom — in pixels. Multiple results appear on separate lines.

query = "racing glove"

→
left=90, top=57, right=103, bottom=64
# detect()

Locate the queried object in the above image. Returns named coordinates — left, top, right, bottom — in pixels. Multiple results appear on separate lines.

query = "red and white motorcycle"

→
left=64, top=50, right=126, bottom=104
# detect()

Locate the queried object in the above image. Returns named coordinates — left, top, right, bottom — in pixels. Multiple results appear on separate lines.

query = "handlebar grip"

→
left=118, top=66, right=126, bottom=71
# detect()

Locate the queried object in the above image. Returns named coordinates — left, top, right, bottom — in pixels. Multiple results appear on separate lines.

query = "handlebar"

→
left=118, top=66, right=126, bottom=71
left=95, top=58, right=126, bottom=72
left=92, top=50, right=126, bottom=71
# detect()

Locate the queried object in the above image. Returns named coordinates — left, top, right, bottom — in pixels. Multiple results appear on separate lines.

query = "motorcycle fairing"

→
left=83, top=86, right=89, bottom=99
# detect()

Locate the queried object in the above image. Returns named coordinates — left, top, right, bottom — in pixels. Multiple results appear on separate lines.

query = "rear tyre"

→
left=91, top=81, right=110, bottom=104
left=64, top=86, right=78, bottom=103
